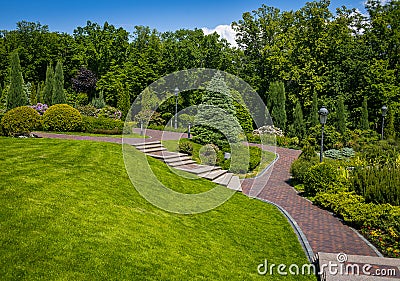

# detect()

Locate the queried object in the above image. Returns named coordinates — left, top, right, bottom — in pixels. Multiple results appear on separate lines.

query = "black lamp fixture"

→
left=318, top=106, right=329, bottom=163
left=381, top=105, right=388, bottom=140
left=174, top=87, right=179, bottom=129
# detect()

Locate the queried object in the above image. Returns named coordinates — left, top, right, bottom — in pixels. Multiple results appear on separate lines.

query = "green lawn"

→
left=35, top=131, right=147, bottom=138
left=0, top=137, right=315, bottom=280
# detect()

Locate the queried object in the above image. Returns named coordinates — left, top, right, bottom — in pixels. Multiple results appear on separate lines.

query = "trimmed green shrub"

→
left=290, top=157, right=319, bottom=184
left=42, top=104, right=82, bottom=132
left=248, top=146, right=262, bottom=171
left=314, top=191, right=400, bottom=257
left=1, top=106, right=41, bottom=136
left=178, top=141, right=193, bottom=155
left=81, top=116, right=124, bottom=134
left=303, top=162, right=346, bottom=196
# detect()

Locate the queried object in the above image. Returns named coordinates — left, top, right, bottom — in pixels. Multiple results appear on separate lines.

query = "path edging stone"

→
left=256, top=197, right=315, bottom=262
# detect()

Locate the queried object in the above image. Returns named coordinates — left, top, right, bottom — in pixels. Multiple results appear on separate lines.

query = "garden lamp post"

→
left=188, top=122, right=191, bottom=139
left=174, top=87, right=179, bottom=129
left=381, top=105, right=388, bottom=140
left=140, top=120, right=143, bottom=136
left=318, top=106, right=329, bottom=163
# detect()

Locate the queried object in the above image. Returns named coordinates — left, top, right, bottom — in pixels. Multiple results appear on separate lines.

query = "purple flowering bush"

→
left=30, top=103, right=48, bottom=115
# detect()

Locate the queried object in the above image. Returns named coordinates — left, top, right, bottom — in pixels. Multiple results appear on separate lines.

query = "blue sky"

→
left=1, top=0, right=367, bottom=34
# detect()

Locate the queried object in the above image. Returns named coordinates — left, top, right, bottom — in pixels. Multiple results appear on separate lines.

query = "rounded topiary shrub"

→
left=1, top=106, right=41, bottom=136
left=42, top=104, right=82, bottom=132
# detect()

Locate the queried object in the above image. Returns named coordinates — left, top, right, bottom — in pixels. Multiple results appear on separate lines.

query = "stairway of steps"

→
left=132, top=141, right=242, bottom=191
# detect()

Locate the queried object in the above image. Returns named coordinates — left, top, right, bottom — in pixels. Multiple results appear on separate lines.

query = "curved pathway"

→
left=34, top=130, right=379, bottom=258
left=242, top=146, right=378, bottom=257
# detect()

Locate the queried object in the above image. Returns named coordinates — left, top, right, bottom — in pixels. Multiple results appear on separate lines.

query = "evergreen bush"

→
left=42, top=104, right=82, bottom=131
left=303, top=162, right=346, bottom=196
left=1, top=106, right=41, bottom=136
left=81, top=116, right=124, bottom=133
left=178, top=141, right=193, bottom=155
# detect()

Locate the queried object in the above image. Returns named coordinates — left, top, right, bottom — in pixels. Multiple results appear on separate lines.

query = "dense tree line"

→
left=0, top=0, right=399, bottom=136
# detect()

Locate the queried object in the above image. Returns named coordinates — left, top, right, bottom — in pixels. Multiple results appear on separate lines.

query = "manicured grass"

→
left=0, top=137, right=315, bottom=280
left=35, top=131, right=147, bottom=138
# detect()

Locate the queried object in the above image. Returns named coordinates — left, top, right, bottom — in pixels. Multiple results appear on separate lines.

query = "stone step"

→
left=176, top=165, right=221, bottom=175
left=213, top=173, right=234, bottom=186
left=147, top=151, right=188, bottom=160
left=227, top=176, right=242, bottom=191
left=169, top=160, right=197, bottom=167
left=164, top=156, right=193, bottom=164
left=132, top=141, right=161, bottom=147
left=140, top=147, right=167, bottom=154
left=198, top=169, right=228, bottom=180
left=135, top=143, right=164, bottom=150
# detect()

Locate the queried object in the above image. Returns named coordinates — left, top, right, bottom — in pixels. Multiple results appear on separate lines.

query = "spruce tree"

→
left=52, top=61, right=66, bottom=104
left=6, top=51, right=27, bottom=110
left=361, top=96, right=369, bottom=130
left=309, top=92, right=319, bottom=127
left=193, top=71, right=240, bottom=147
left=292, top=101, right=306, bottom=139
left=269, top=81, right=286, bottom=131
left=43, top=65, right=54, bottom=105
left=336, top=95, right=346, bottom=134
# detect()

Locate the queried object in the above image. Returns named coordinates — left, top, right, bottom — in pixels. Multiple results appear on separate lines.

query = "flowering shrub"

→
left=253, top=125, right=284, bottom=137
left=98, top=106, right=122, bottom=120
left=77, top=105, right=99, bottom=117
left=361, top=227, right=399, bottom=258
left=30, top=103, right=48, bottom=115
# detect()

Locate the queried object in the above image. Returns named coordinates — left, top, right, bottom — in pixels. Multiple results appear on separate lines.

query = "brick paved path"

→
left=242, top=146, right=379, bottom=257
left=35, top=130, right=379, bottom=257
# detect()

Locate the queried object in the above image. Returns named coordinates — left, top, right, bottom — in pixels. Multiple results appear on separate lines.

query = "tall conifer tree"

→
left=6, top=51, right=27, bottom=110
left=52, top=61, right=66, bottom=104
left=43, top=65, right=54, bottom=105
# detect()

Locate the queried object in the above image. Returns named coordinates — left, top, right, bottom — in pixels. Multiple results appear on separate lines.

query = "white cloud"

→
left=202, top=25, right=238, bottom=48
